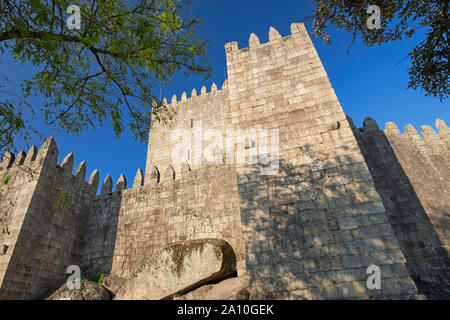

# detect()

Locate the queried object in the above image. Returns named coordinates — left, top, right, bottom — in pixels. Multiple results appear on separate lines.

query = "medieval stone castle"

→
left=0, top=22, right=448, bottom=299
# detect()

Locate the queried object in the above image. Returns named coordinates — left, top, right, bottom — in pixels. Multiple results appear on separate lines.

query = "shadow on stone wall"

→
left=354, top=129, right=450, bottom=299
left=236, top=144, right=420, bottom=300
left=80, top=192, right=121, bottom=279
left=1, top=168, right=97, bottom=300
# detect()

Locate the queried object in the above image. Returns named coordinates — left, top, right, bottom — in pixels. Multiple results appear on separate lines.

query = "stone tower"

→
left=143, top=22, right=435, bottom=299
left=0, top=22, right=448, bottom=300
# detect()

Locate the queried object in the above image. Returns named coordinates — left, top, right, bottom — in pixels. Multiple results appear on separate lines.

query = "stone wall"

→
left=353, top=117, right=450, bottom=299
left=140, top=23, right=420, bottom=299
left=0, top=147, right=41, bottom=297
left=81, top=163, right=245, bottom=279
left=145, top=81, right=230, bottom=182
left=80, top=188, right=121, bottom=277
left=0, top=138, right=98, bottom=299
left=225, top=23, right=419, bottom=299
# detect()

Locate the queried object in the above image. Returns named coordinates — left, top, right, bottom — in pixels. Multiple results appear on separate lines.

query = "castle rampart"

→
left=81, top=162, right=245, bottom=279
left=353, top=117, right=449, bottom=298
left=0, top=22, right=448, bottom=300
left=0, top=138, right=98, bottom=299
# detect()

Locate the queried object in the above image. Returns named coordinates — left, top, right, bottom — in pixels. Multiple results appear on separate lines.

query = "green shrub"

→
left=1, top=175, right=10, bottom=185
left=90, top=273, right=106, bottom=284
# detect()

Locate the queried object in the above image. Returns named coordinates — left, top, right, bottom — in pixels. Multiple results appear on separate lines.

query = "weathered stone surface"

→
left=88, top=169, right=99, bottom=188
left=25, top=145, right=38, bottom=162
left=114, top=239, right=236, bottom=300
left=249, top=33, right=260, bottom=47
left=102, top=275, right=126, bottom=297
left=362, top=117, right=379, bottom=131
left=149, top=165, right=160, bottom=183
left=176, top=276, right=250, bottom=300
left=0, top=137, right=98, bottom=300
left=75, top=161, right=87, bottom=180
left=175, top=283, right=214, bottom=300
left=268, top=26, right=281, bottom=41
left=14, top=151, right=26, bottom=166
left=116, top=174, right=127, bottom=191
left=133, top=168, right=144, bottom=187
left=46, top=280, right=111, bottom=300
left=354, top=119, right=450, bottom=299
left=1, top=152, right=14, bottom=169
left=61, top=152, right=74, bottom=172
left=338, top=217, right=358, bottom=230
left=101, top=174, right=113, bottom=195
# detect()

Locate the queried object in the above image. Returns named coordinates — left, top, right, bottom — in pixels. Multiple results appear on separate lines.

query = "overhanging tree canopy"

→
left=0, top=0, right=211, bottom=151
left=309, top=0, right=449, bottom=101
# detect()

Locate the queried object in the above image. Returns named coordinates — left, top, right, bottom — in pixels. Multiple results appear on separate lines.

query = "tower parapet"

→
left=0, top=137, right=102, bottom=299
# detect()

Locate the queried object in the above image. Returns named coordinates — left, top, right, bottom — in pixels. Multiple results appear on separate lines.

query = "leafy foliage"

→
left=309, top=0, right=449, bottom=101
left=0, top=88, right=38, bottom=152
left=91, top=273, right=106, bottom=284
left=0, top=0, right=211, bottom=152
left=1, top=175, right=10, bottom=185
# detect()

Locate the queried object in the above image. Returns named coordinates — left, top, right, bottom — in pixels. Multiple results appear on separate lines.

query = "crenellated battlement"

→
left=155, top=80, right=229, bottom=118
left=224, top=22, right=308, bottom=56
left=0, top=138, right=102, bottom=192
left=0, top=144, right=40, bottom=173
left=96, top=160, right=217, bottom=199
left=95, top=167, right=149, bottom=198
left=351, top=116, right=450, bottom=152
left=149, top=79, right=229, bottom=133
left=351, top=115, right=450, bottom=301
left=94, top=157, right=237, bottom=201
left=1, top=136, right=235, bottom=199
left=383, top=118, right=448, bottom=139
left=383, top=119, right=449, bottom=152
left=169, top=80, right=228, bottom=104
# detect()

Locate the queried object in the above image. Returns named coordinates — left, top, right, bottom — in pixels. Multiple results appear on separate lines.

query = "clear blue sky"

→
left=2, top=0, right=448, bottom=192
